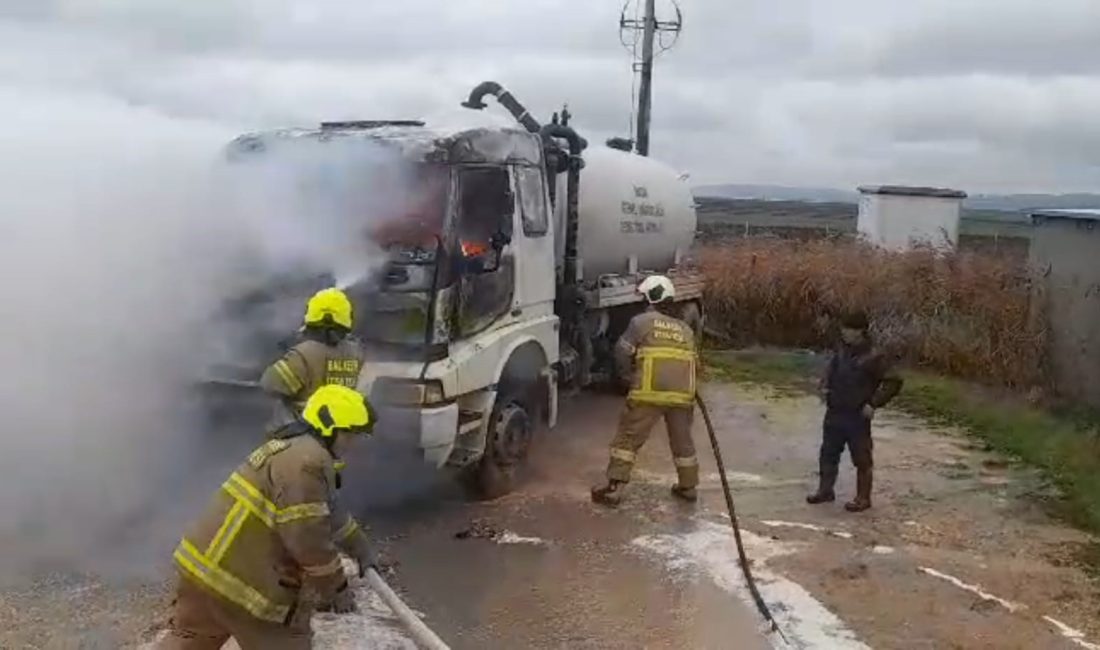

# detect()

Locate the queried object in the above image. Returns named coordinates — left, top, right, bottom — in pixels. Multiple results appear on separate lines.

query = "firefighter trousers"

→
left=606, top=401, right=698, bottom=488
left=159, top=577, right=312, bottom=650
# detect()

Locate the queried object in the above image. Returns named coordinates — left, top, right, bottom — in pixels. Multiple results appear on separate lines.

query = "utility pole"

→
left=635, top=0, right=657, bottom=157
left=620, top=0, right=682, bottom=157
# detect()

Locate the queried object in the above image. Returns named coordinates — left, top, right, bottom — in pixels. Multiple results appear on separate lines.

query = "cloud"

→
left=6, top=1, right=1100, bottom=191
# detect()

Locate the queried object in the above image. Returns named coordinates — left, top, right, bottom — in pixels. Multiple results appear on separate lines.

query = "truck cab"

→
left=206, top=86, right=703, bottom=497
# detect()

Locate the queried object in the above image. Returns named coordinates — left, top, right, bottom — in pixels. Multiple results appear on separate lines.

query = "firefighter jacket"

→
left=616, top=308, right=698, bottom=407
left=173, top=435, right=372, bottom=624
left=260, top=337, right=364, bottom=434
left=821, top=339, right=903, bottom=414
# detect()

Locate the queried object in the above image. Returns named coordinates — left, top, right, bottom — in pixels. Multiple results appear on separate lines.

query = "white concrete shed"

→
left=1029, top=208, right=1100, bottom=406
left=857, top=185, right=967, bottom=251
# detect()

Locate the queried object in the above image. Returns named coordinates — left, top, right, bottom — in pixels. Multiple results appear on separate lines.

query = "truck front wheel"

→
left=474, top=398, right=533, bottom=499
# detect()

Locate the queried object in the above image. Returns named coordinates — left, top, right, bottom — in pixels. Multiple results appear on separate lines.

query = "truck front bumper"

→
left=374, top=402, right=459, bottom=469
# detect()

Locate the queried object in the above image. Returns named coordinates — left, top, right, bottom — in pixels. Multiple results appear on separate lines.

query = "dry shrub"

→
left=700, top=238, right=1047, bottom=388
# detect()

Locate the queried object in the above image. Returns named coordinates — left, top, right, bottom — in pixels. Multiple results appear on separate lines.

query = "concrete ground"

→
left=2, top=381, right=1098, bottom=649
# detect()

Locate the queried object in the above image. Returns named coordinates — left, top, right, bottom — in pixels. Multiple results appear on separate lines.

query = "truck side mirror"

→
left=490, top=230, right=511, bottom=250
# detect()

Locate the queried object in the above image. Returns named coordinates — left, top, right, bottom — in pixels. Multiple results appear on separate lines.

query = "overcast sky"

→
left=3, top=0, right=1100, bottom=192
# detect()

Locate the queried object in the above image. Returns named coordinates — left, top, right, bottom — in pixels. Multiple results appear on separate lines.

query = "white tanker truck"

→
left=215, top=83, right=704, bottom=496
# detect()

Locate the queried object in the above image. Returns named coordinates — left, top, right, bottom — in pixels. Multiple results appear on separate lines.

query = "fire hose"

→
left=364, top=567, right=451, bottom=650
left=695, top=392, right=789, bottom=644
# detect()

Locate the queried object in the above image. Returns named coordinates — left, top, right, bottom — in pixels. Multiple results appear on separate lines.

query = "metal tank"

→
left=555, top=146, right=697, bottom=279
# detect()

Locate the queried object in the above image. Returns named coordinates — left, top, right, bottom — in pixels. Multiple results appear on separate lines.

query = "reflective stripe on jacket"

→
left=616, top=309, right=698, bottom=407
left=260, top=338, right=365, bottom=437
left=173, top=436, right=351, bottom=623
left=261, top=338, right=365, bottom=402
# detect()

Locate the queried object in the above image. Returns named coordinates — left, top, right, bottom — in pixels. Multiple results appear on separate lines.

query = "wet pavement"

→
left=361, top=391, right=774, bottom=650
left=4, top=381, right=1100, bottom=649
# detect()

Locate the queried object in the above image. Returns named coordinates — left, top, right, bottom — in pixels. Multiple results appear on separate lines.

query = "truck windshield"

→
left=221, top=140, right=453, bottom=354
left=354, top=164, right=452, bottom=350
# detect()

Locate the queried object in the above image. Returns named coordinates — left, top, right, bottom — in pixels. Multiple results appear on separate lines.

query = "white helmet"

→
left=637, top=275, right=675, bottom=304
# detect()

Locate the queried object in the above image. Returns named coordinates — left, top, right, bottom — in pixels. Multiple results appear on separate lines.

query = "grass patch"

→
left=703, top=347, right=823, bottom=392
left=894, top=373, right=1100, bottom=534
left=707, top=348, right=1100, bottom=537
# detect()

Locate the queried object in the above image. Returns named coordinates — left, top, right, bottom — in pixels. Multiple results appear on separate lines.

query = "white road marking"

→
left=871, top=546, right=895, bottom=555
left=1043, top=616, right=1100, bottom=650
left=634, top=521, right=871, bottom=650
left=495, top=531, right=549, bottom=546
left=918, top=567, right=1026, bottom=613
left=759, top=519, right=853, bottom=539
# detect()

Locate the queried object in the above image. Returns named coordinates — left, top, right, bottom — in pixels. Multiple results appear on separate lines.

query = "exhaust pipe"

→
left=461, top=81, right=542, bottom=134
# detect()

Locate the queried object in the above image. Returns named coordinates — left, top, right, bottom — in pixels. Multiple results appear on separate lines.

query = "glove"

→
left=346, top=532, right=382, bottom=577
left=316, top=581, right=357, bottom=615
left=355, top=544, right=382, bottom=578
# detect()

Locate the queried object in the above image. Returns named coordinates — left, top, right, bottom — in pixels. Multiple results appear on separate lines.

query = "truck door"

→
left=513, top=165, right=556, bottom=317
left=453, top=166, right=515, bottom=337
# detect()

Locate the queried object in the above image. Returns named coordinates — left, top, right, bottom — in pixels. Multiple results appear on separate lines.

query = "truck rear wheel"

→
left=474, top=398, right=533, bottom=499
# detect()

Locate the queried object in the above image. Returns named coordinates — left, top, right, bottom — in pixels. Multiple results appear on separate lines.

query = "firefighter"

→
left=807, top=311, right=903, bottom=512
left=162, top=385, right=381, bottom=650
left=592, top=275, right=700, bottom=507
left=261, top=287, right=365, bottom=439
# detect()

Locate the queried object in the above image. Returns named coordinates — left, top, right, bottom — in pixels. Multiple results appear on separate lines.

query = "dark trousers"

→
left=820, top=410, right=873, bottom=473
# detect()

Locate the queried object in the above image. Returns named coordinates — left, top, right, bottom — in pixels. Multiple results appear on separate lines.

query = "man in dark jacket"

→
left=807, top=311, right=903, bottom=512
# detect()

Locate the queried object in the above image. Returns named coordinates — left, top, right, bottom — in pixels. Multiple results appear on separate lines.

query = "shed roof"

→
left=1030, top=208, right=1100, bottom=224
left=858, top=185, right=967, bottom=199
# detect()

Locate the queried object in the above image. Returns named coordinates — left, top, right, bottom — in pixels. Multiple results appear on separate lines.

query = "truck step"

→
left=458, top=410, right=483, bottom=435
left=445, top=447, right=483, bottom=468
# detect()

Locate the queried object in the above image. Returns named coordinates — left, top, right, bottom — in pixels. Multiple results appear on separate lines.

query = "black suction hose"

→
left=695, top=391, right=788, bottom=643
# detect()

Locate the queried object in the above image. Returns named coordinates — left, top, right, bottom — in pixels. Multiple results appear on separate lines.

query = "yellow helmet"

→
left=304, top=287, right=353, bottom=330
left=302, top=385, right=375, bottom=438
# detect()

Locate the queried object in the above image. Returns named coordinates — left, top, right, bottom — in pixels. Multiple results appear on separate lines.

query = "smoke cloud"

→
left=0, top=30, right=459, bottom=580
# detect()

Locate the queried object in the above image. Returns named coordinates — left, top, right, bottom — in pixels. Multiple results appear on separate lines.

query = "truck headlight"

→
left=374, top=378, right=447, bottom=407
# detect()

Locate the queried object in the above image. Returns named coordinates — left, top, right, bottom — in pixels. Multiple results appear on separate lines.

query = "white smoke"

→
left=0, top=28, right=437, bottom=578
left=0, top=86, right=240, bottom=576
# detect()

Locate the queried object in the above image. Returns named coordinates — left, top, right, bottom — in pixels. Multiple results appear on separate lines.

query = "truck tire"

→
left=474, top=395, right=534, bottom=499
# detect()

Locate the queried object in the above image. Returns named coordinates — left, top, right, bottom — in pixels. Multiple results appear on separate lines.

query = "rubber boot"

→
left=845, top=468, right=873, bottom=512
left=670, top=485, right=698, bottom=503
left=806, top=464, right=838, bottom=504
left=591, top=480, right=625, bottom=507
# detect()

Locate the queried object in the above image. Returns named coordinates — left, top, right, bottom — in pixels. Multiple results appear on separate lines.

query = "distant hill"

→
left=694, top=184, right=859, bottom=204
left=694, top=184, right=1100, bottom=215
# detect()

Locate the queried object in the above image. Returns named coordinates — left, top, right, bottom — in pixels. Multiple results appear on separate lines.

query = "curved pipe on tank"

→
left=540, top=124, right=587, bottom=285
left=461, top=81, right=542, bottom=134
